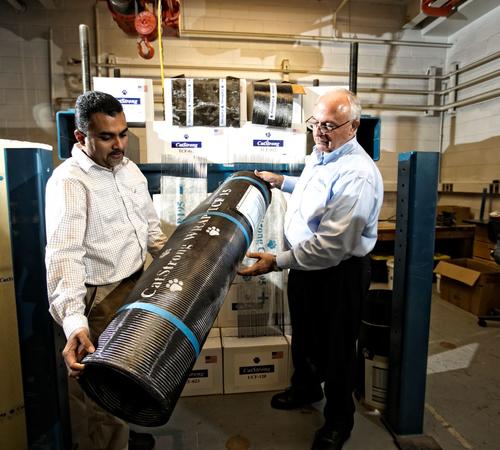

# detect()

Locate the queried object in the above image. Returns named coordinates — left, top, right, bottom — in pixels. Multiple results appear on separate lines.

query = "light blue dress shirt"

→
left=276, top=136, right=383, bottom=270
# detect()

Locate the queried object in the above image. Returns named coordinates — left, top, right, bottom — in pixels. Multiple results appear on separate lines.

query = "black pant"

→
left=288, top=255, right=371, bottom=428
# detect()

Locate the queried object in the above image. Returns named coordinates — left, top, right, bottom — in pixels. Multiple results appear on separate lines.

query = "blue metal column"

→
left=6, top=148, right=71, bottom=450
left=384, top=152, right=439, bottom=440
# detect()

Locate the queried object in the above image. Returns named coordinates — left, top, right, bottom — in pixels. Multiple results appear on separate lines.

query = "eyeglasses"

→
left=305, top=116, right=351, bottom=134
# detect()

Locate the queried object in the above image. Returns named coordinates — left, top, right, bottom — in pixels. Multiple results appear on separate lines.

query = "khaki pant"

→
left=69, top=270, right=142, bottom=450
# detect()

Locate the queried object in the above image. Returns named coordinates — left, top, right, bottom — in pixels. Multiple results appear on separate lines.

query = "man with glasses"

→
left=45, top=91, right=166, bottom=450
left=239, top=88, right=383, bottom=450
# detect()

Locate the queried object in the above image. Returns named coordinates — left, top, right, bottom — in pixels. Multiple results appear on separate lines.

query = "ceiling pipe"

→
left=363, top=87, right=500, bottom=112
left=437, top=68, right=500, bottom=95
left=435, top=50, right=500, bottom=80
left=94, top=55, right=497, bottom=98
left=178, top=4, right=450, bottom=49
left=94, top=61, right=431, bottom=80
left=79, top=24, right=92, bottom=93
left=179, top=29, right=452, bottom=49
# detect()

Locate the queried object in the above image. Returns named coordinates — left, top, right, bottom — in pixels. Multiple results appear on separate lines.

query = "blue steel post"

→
left=384, top=152, right=439, bottom=437
left=6, top=148, right=71, bottom=450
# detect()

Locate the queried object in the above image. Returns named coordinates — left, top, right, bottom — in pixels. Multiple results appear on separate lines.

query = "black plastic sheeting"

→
left=170, top=77, right=241, bottom=127
left=251, top=82, right=293, bottom=128
left=79, top=171, right=271, bottom=426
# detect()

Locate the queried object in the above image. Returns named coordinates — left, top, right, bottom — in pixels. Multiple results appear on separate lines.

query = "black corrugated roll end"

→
left=77, top=171, right=272, bottom=427
left=79, top=362, right=174, bottom=427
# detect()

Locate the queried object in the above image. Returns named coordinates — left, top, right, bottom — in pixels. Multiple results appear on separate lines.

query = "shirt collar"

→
left=312, top=136, right=358, bottom=165
left=71, top=143, right=128, bottom=173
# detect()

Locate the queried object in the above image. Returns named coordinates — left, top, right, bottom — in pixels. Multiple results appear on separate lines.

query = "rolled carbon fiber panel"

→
left=79, top=171, right=271, bottom=426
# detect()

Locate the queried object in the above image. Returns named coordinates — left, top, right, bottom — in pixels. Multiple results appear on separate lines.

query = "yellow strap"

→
left=157, top=0, right=165, bottom=99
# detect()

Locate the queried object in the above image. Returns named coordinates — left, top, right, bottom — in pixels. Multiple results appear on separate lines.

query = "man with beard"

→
left=239, top=89, right=383, bottom=450
left=45, top=91, right=166, bottom=449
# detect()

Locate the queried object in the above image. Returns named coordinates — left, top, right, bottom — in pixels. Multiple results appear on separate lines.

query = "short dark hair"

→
left=75, top=91, right=124, bottom=134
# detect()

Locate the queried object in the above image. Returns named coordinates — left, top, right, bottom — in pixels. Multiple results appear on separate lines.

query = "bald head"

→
left=317, top=89, right=361, bottom=122
left=311, top=89, right=361, bottom=153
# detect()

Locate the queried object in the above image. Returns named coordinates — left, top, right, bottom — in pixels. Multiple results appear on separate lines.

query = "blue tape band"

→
left=182, top=211, right=251, bottom=247
left=230, top=176, right=270, bottom=205
left=118, top=302, right=200, bottom=356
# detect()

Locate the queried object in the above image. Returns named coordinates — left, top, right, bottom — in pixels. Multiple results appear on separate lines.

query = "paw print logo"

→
left=160, top=248, right=172, bottom=259
left=166, top=279, right=183, bottom=292
left=253, top=357, right=261, bottom=364
left=184, top=134, right=189, bottom=139
left=265, top=132, right=271, bottom=138
left=122, top=89, right=127, bottom=95
left=267, top=239, right=277, bottom=250
left=206, top=226, right=220, bottom=236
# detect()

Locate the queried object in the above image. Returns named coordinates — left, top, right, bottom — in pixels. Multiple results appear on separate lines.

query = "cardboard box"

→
left=473, top=240, right=496, bottom=262
left=217, top=189, right=287, bottom=334
left=472, top=222, right=496, bottom=263
left=217, top=279, right=284, bottom=336
left=0, top=274, right=28, bottom=450
left=434, top=258, right=500, bottom=315
left=227, top=123, right=306, bottom=164
left=93, top=77, right=154, bottom=124
left=164, top=77, right=245, bottom=127
left=222, top=334, right=289, bottom=394
left=180, top=328, right=223, bottom=397
left=146, top=121, right=230, bottom=163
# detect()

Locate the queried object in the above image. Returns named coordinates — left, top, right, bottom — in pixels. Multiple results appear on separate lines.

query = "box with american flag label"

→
left=181, top=328, right=223, bottom=397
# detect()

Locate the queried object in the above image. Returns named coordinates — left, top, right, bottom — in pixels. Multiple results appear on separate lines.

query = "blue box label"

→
left=117, top=97, right=141, bottom=105
left=252, top=139, right=284, bottom=148
left=172, top=141, right=203, bottom=149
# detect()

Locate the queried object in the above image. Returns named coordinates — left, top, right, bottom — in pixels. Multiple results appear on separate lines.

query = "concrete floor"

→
left=133, top=287, right=500, bottom=449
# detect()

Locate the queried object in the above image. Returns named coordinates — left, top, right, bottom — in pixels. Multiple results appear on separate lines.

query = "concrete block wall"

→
left=95, top=0, right=446, bottom=219
left=439, top=5, right=500, bottom=218
left=0, top=0, right=95, bottom=156
left=0, top=0, right=453, bottom=218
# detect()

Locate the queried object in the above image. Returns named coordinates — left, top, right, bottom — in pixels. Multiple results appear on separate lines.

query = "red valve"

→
left=134, top=10, right=157, bottom=36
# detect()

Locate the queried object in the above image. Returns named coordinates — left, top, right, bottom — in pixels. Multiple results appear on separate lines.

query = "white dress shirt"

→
left=276, top=136, right=383, bottom=270
left=45, top=144, right=167, bottom=338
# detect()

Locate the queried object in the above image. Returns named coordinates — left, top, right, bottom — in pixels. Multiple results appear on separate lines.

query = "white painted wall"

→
left=438, top=5, right=500, bottom=218
left=11, top=0, right=497, bottom=221
left=96, top=0, right=445, bottom=194
left=0, top=0, right=95, bottom=149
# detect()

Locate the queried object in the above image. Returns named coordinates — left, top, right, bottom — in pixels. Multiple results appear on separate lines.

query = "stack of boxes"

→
left=92, top=76, right=306, bottom=396
left=216, top=189, right=291, bottom=394
left=93, top=77, right=155, bottom=124
left=180, top=328, right=223, bottom=397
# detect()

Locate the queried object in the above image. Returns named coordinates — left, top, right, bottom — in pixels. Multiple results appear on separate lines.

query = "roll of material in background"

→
left=79, top=171, right=272, bottom=426
left=170, top=77, right=241, bottom=127
left=251, top=82, right=293, bottom=128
